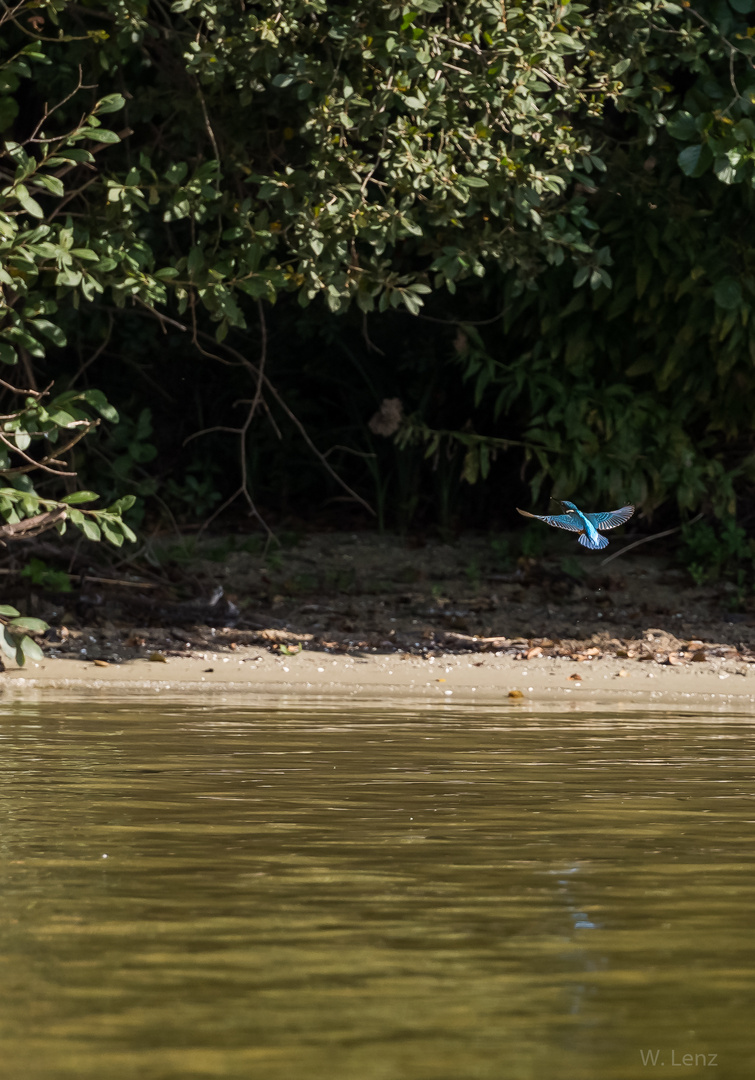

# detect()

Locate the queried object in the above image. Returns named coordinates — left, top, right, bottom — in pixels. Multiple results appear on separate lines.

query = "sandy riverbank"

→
left=5, top=529, right=755, bottom=707
left=4, top=647, right=755, bottom=706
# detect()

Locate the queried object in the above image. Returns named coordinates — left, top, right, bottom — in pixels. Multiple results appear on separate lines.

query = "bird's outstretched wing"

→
left=516, top=508, right=583, bottom=533
left=585, top=505, right=634, bottom=532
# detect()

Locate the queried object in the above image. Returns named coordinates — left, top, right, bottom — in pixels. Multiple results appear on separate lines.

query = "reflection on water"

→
left=0, top=697, right=754, bottom=1079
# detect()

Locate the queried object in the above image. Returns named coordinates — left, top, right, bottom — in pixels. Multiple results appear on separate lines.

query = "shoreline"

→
left=7, top=530, right=755, bottom=712
left=4, top=649, right=755, bottom=707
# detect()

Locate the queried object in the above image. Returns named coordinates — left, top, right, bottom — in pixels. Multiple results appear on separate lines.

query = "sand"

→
left=5, top=530, right=755, bottom=707
left=3, top=647, right=755, bottom=707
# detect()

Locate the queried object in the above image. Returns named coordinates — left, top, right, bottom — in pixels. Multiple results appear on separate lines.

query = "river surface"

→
left=0, top=696, right=753, bottom=1079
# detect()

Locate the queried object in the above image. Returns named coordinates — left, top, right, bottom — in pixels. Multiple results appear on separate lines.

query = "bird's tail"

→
left=578, top=531, right=609, bottom=551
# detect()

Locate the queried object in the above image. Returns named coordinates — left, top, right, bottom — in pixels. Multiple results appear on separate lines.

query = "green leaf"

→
left=17, top=190, right=44, bottom=217
left=100, top=519, right=124, bottom=547
left=0, top=627, right=17, bottom=661
left=52, top=148, right=95, bottom=164
left=714, top=156, right=737, bottom=185
left=30, top=319, right=66, bottom=347
left=461, top=448, right=479, bottom=484
left=80, top=389, right=119, bottom=423
left=402, top=291, right=421, bottom=315
left=636, top=260, right=653, bottom=299
left=107, top=494, right=137, bottom=514
left=85, top=129, right=121, bottom=144
left=0, top=604, right=20, bottom=617
left=46, top=408, right=78, bottom=426
left=9, top=616, right=47, bottom=633
left=573, top=265, right=590, bottom=287
left=120, top=521, right=138, bottom=543
left=678, top=144, right=712, bottom=177
left=60, top=491, right=99, bottom=505
left=19, top=635, right=44, bottom=662
left=95, top=93, right=126, bottom=114
left=666, top=111, right=698, bottom=141
left=713, top=277, right=742, bottom=310
left=677, top=145, right=702, bottom=175
left=0, top=96, right=19, bottom=133
left=734, top=118, right=755, bottom=141
left=35, top=174, right=65, bottom=197
left=79, top=518, right=101, bottom=542
left=187, top=246, right=204, bottom=274
left=164, top=162, right=188, bottom=183
left=591, top=267, right=612, bottom=290
left=0, top=344, right=17, bottom=365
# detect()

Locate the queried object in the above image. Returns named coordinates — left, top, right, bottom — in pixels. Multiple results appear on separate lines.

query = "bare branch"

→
left=0, top=375, right=44, bottom=399
left=0, top=507, right=66, bottom=540
left=600, top=513, right=704, bottom=567
left=183, top=424, right=243, bottom=444
left=0, top=428, right=88, bottom=477
left=197, top=301, right=272, bottom=539
left=123, top=302, right=375, bottom=517
left=73, top=311, right=113, bottom=381
left=27, top=66, right=86, bottom=144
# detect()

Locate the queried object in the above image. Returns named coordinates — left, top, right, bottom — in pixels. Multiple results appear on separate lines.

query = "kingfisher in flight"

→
left=517, top=500, right=634, bottom=550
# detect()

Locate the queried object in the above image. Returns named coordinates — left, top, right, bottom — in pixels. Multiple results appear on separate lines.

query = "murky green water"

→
left=1, top=696, right=754, bottom=1080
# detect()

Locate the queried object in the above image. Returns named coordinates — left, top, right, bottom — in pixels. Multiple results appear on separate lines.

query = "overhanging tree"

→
left=2, top=0, right=755, bottom=537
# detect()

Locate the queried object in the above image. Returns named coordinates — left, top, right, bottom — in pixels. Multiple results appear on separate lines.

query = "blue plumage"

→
left=517, top=500, right=634, bottom=551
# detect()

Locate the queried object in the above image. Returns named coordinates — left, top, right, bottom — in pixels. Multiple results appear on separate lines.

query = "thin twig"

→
left=0, top=507, right=66, bottom=539
left=196, top=302, right=273, bottom=539
left=27, top=66, right=86, bottom=143
left=47, top=174, right=99, bottom=223
left=50, top=129, right=133, bottom=181
left=248, top=298, right=266, bottom=419
left=324, top=445, right=377, bottom=460
left=18, top=347, right=37, bottom=392
left=0, top=376, right=43, bottom=398
left=129, top=297, right=239, bottom=366
left=600, top=512, right=704, bottom=567
left=399, top=308, right=506, bottom=327
left=0, top=432, right=77, bottom=476
left=361, top=311, right=385, bottom=355
left=260, top=375, right=375, bottom=516
left=73, top=312, right=113, bottom=381
left=0, top=566, right=160, bottom=587
left=126, top=302, right=375, bottom=516
left=0, top=423, right=95, bottom=476
left=183, top=424, right=243, bottom=444
left=195, top=84, right=221, bottom=190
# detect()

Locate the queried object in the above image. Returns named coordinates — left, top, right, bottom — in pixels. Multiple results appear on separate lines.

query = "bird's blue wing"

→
left=586, top=505, right=634, bottom=532
left=517, top=509, right=583, bottom=533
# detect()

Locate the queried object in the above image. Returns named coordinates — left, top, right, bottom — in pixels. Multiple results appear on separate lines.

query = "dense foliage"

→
left=2, top=0, right=755, bottom=542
